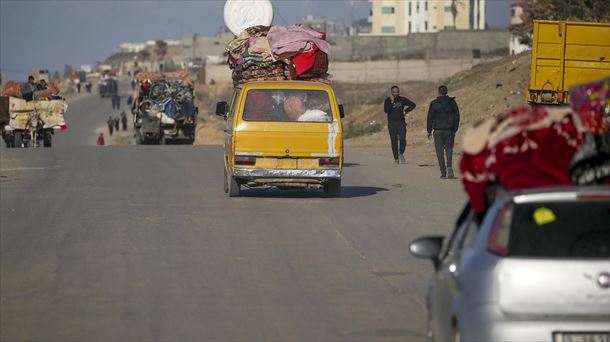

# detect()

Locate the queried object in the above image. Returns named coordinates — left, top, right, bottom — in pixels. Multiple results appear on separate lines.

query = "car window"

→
left=507, top=200, right=610, bottom=258
left=242, top=89, right=332, bottom=123
left=441, top=211, right=476, bottom=260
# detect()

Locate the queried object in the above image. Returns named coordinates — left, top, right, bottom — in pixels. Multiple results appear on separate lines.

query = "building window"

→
left=425, top=21, right=428, bottom=31
left=381, top=26, right=396, bottom=33
left=511, top=8, right=516, bottom=17
left=425, top=1, right=428, bottom=11
left=416, top=2, right=419, bottom=13
left=409, top=2, right=412, bottom=15
left=444, top=5, right=452, bottom=12
left=381, top=6, right=395, bottom=14
left=408, top=21, right=412, bottom=33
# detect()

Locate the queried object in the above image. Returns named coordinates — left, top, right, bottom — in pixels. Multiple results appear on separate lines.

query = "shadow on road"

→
left=240, top=186, right=388, bottom=199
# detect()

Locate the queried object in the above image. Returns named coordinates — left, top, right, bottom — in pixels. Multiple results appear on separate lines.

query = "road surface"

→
left=1, top=90, right=466, bottom=341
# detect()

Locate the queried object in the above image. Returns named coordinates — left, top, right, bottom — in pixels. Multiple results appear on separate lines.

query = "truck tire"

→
left=323, top=179, right=341, bottom=198
left=223, top=168, right=229, bottom=194
left=228, top=174, right=241, bottom=197
left=14, top=132, right=23, bottom=148
left=159, top=135, right=166, bottom=145
left=135, top=132, right=143, bottom=145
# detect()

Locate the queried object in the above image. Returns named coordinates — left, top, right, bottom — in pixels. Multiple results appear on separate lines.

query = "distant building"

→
left=181, top=32, right=234, bottom=65
left=509, top=2, right=530, bottom=55
left=118, top=40, right=181, bottom=53
left=300, top=15, right=350, bottom=38
left=367, top=0, right=485, bottom=35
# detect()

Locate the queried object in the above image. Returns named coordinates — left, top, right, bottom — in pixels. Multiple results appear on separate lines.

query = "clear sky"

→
left=0, top=0, right=514, bottom=81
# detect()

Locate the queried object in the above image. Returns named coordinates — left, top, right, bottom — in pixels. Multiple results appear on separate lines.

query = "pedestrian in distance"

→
left=114, top=117, right=120, bottom=131
left=97, top=133, right=105, bottom=146
left=384, top=85, right=416, bottom=164
left=115, top=95, right=121, bottom=110
left=427, top=85, right=460, bottom=179
left=107, top=116, right=114, bottom=136
left=111, top=96, right=117, bottom=110
left=120, top=111, right=128, bottom=131
left=76, top=80, right=81, bottom=93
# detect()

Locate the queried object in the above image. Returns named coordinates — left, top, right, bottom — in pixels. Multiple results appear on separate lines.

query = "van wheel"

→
left=223, top=168, right=229, bottom=194
left=323, top=179, right=341, bottom=197
left=228, top=175, right=241, bottom=197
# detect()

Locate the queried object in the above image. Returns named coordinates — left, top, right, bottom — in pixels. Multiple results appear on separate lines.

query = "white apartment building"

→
left=368, top=0, right=485, bottom=35
left=509, top=2, right=530, bottom=54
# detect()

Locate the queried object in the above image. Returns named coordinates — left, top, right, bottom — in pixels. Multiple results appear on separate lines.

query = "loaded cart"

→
left=1, top=95, right=67, bottom=148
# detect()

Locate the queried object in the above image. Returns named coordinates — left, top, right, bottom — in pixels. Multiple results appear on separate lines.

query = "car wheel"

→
left=323, top=179, right=341, bottom=197
left=228, top=174, right=241, bottom=197
left=223, top=167, right=229, bottom=194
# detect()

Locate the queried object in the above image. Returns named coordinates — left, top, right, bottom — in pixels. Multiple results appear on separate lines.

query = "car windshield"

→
left=507, top=200, right=610, bottom=258
left=242, top=89, right=332, bottom=123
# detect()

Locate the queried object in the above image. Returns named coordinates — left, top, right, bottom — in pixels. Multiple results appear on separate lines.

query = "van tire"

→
left=228, top=175, right=241, bottom=197
left=223, top=168, right=229, bottom=194
left=43, top=133, right=52, bottom=147
left=324, top=179, right=341, bottom=197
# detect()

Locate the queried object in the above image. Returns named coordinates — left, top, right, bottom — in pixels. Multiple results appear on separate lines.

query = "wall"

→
left=204, top=58, right=479, bottom=84
left=330, top=29, right=509, bottom=61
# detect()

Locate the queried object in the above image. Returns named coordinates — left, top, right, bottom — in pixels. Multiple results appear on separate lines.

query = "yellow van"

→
left=216, top=81, right=344, bottom=197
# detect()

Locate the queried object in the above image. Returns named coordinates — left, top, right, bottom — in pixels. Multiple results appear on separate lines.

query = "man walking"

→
left=107, top=116, right=114, bottom=136
left=114, top=117, right=120, bottom=131
left=384, top=86, right=416, bottom=164
left=427, top=85, right=460, bottom=179
left=120, top=111, right=128, bottom=131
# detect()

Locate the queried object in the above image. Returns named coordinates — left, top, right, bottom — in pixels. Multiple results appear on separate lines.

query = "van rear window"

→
left=507, top=201, right=610, bottom=258
left=242, top=89, right=332, bottom=123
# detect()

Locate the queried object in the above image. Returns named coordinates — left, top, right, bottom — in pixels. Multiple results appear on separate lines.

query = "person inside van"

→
left=299, top=92, right=331, bottom=122
left=244, top=90, right=275, bottom=121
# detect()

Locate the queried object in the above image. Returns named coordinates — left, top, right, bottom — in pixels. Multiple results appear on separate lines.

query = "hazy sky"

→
left=1, top=0, right=514, bottom=81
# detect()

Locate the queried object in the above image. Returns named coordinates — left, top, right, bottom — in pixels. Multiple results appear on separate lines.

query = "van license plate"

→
left=554, top=332, right=610, bottom=342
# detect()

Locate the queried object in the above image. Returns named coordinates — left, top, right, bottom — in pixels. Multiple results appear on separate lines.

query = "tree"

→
left=138, top=49, right=151, bottom=61
left=155, top=40, right=168, bottom=61
left=514, top=0, right=610, bottom=46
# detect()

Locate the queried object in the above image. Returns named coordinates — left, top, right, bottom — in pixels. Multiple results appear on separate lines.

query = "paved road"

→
left=0, top=91, right=466, bottom=341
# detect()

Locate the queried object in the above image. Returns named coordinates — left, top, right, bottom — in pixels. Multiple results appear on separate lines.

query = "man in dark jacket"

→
left=427, top=85, right=460, bottom=178
left=384, top=86, right=416, bottom=164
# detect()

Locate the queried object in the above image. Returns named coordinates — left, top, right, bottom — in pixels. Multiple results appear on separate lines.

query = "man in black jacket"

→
left=427, top=85, right=460, bottom=178
left=384, top=86, right=416, bottom=164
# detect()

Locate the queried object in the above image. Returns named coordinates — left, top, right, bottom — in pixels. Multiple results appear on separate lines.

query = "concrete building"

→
left=368, top=0, right=485, bottom=35
left=509, top=2, right=530, bottom=54
left=300, top=15, right=350, bottom=38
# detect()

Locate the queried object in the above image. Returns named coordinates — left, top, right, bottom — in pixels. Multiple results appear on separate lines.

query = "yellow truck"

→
left=216, top=81, right=344, bottom=197
left=528, top=20, right=610, bottom=104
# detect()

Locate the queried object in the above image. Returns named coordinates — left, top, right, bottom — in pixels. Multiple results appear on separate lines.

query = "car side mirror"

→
left=216, top=101, right=228, bottom=118
left=409, top=236, right=444, bottom=269
left=338, top=104, right=345, bottom=119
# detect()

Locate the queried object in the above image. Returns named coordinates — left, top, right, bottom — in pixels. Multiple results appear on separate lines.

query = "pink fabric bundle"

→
left=266, top=25, right=330, bottom=57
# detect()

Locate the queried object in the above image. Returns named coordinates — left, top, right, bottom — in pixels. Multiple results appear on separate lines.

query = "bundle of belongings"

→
left=135, top=71, right=197, bottom=124
left=2, top=80, right=62, bottom=102
left=460, top=77, right=609, bottom=214
left=226, top=24, right=330, bottom=85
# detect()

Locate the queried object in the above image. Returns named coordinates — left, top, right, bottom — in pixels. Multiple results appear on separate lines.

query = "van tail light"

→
left=235, top=156, right=256, bottom=166
left=488, top=205, right=513, bottom=257
left=319, top=157, right=340, bottom=167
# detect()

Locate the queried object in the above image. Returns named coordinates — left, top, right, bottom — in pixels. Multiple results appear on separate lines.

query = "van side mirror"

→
left=216, top=101, right=228, bottom=118
left=338, top=104, right=345, bottom=119
left=409, top=236, right=445, bottom=269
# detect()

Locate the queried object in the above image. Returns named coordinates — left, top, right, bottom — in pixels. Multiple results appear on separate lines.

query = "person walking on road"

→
left=114, top=95, right=121, bottom=110
left=107, top=116, right=114, bottom=136
left=427, top=85, right=460, bottom=179
left=97, top=133, right=105, bottom=146
left=384, top=86, right=416, bottom=164
left=114, top=117, right=120, bottom=131
left=120, top=111, right=128, bottom=131
left=111, top=96, right=117, bottom=110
